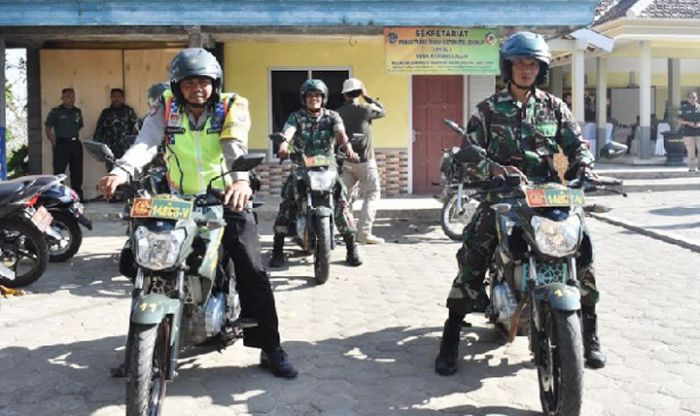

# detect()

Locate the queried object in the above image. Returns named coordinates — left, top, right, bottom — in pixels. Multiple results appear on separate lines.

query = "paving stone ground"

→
left=1, top=197, right=699, bottom=416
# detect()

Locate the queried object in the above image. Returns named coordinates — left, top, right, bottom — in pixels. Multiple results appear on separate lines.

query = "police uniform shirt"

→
left=337, top=98, right=385, bottom=162
left=45, top=105, right=83, bottom=139
left=111, top=96, right=250, bottom=183
left=679, top=102, right=700, bottom=136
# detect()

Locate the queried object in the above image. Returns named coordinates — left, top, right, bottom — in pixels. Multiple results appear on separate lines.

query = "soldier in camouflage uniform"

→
left=434, top=32, right=606, bottom=376
left=269, top=79, right=363, bottom=268
left=94, top=88, right=138, bottom=171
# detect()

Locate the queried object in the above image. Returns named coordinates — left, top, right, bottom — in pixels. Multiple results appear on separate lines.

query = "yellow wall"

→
left=40, top=49, right=178, bottom=199
left=223, top=36, right=410, bottom=151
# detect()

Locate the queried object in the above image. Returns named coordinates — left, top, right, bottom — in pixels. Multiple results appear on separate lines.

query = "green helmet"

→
left=500, top=31, right=551, bottom=86
left=299, top=79, right=328, bottom=107
left=168, top=48, right=222, bottom=104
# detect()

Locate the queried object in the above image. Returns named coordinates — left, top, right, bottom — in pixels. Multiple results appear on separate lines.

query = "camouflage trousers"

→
left=446, top=204, right=600, bottom=316
left=273, top=172, right=357, bottom=238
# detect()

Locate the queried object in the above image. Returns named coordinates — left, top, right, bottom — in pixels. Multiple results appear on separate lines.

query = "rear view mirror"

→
left=454, top=145, right=486, bottom=164
left=230, top=154, right=264, bottom=172
left=83, top=140, right=114, bottom=163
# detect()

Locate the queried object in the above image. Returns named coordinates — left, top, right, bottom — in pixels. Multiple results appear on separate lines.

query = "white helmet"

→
left=342, top=78, right=364, bottom=94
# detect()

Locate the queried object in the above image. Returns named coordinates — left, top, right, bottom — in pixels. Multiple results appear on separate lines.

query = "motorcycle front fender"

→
left=535, top=283, right=581, bottom=311
left=131, top=293, right=182, bottom=326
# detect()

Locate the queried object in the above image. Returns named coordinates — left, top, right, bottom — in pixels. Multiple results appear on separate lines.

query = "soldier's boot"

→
left=582, top=306, right=606, bottom=369
left=269, top=234, right=286, bottom=268
left=435, top=315, right=463, bottom=376
left=344, top=234, right=362, bottom=267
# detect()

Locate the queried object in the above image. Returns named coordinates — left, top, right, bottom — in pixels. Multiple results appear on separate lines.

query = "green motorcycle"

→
left=84, top=141, right=261, bottom=416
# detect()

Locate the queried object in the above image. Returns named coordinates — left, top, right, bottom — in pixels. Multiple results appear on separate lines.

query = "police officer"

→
left=94, top=88, right=138, bottom=171
left=45, top=87, right=84, bottom=201
left=269, top=79, right=362, bottom=267
left=434, top=32, right=606, bottom=376
left=98, top=48, right=297, bottom=379
left=678, top=91, right=700, bottom=172
left=337, top=78, right=386, bottom=244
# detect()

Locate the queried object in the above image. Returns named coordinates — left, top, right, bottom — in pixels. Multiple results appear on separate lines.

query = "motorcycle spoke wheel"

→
left=537, top=309, right=584, bottom=416
left=440, top=194, right=477, bottom=241
left=126, top=322, right=170, bottom=416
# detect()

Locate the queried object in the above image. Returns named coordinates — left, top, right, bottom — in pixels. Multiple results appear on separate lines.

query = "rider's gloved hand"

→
left=224, top=180, right=252, bottom=212
left=490, top=164, right=528, bottom=184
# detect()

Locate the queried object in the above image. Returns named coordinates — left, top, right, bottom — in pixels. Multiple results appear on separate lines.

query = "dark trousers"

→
left=222, top=209, right=281, bottom=352
left=53, top=139, right=84, bottom=200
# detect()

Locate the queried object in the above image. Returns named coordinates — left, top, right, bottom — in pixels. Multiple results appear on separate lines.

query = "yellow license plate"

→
left=303, top=155, right=332, bottom=168
left=525, top=188, right=585, bottom=208
left=130, top=195, right=193, bottom=220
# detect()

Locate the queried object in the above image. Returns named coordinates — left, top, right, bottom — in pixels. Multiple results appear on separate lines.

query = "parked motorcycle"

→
left=0, top=175, right=64, bottom=288
left=436, top=119, right=479, bottom=241
left=37, top=176, right=93, bottom=262
left=84, top=140, right=261, bottom=416
left=270, top=133, right=337, bottom=284
left=455, top=142, right=626, bottom=416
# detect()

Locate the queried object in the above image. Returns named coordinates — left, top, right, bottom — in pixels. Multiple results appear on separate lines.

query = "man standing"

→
left=337, top=78, right=386, bottom=244
left=94, top=88, right=138, bottom=171
left=45, top=88, right=84, bottom=201
left=98, top=48, right=297, bottom=379
left=678, top=91, right=700, bottom=172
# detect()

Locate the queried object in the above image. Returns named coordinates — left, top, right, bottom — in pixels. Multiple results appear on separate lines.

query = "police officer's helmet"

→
left=169, top=48, right=222, bottom=104
left=299, top=79, right=329, bottom=107
left=500, top=32, right=551, bottom=86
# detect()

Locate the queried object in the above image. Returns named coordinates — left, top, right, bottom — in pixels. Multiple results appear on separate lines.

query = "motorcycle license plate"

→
left=130, top=195, right=193, bottom=220
left=303, top=155, right=332, bottom=168
left=30, top=206, right=53, bottom=232
left=525, top=188, right=585, bottom=208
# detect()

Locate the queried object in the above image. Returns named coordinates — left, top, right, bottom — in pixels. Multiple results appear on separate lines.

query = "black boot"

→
left=269, top=234, right=286, bottom=267
left=260, top=347, right=298, bottom=379
left=582, top=307, right=606, bottom=369
left=435, top=316, right=462, bottom=376
left=344, top=234, right=362, bottom=267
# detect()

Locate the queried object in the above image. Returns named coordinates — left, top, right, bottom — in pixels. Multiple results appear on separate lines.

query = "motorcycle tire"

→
left=47, top=211, right=83, bottom=262
left=126, top=322, right=170, bottom=416
left=537, top=309, right=584, bottom=416
left=313, top=216, right=331, bottom=285
left=440, top=193, right=477, bottom=241
left=0, top=218, right=49, bottom=288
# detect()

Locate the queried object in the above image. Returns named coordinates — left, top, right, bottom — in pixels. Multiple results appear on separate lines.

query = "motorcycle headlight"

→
left=308, top=169, right=337, bottom=191
left=133, top=226, right=187, bottom=270
left=531, top=215, right=581, bottom=257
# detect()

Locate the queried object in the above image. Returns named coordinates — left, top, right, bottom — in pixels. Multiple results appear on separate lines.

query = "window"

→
left=270, top=69, right=350, bottom=133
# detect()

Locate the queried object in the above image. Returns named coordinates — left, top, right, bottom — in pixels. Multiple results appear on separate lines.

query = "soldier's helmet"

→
left=147, top=82, right=169, bottom=108
left=168, top=48, right=222, bottom=104
left=299, top=79, right=329, bottom=107
left=500, top=31, right=551, bottom=86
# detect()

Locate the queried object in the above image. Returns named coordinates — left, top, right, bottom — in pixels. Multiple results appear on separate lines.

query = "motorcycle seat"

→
left=0, top=175, right=59, bottom=205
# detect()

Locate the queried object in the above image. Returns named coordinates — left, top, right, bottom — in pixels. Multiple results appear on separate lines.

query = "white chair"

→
left=655, top=122, right=670, bottom=156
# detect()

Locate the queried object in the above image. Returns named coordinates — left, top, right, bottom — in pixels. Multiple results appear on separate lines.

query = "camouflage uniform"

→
left=94, top=105, right=139, bottom=169
left=273, top=108, right=357, bottom=237
left=446, top=88, right=598, bottom=316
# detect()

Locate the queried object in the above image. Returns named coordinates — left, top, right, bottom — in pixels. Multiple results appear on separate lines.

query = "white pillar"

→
left=596, top=56, right=608, bottom=159
left=639, top=40, right=652, bottom=159
left=668, top=58, right=681, bottom=125
left=571, top=44, right=586, bottom=124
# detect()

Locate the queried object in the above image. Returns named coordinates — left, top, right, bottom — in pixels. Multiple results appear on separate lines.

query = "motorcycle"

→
left=435, top=119, right=479, bottom=241
left=83, top=140, right=262, bottom=416
left=37, top=177, right=93, bottom=262
left=455, top=142, right=626, bottom=416
left=0, top=175, right=64, bottom=288
left=270, top=133, right=337, bottom=285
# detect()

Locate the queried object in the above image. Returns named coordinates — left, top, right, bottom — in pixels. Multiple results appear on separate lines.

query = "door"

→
left=412, top=75, right=463, bottom=194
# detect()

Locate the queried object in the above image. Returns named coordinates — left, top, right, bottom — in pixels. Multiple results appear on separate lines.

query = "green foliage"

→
left=7, top=144, right=28, bottom=179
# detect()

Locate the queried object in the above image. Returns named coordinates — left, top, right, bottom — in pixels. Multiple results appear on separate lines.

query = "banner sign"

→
left=384, top=27, right=499, bottom=75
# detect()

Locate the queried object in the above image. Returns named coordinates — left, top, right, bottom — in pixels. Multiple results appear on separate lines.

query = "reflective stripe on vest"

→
left=162, top=90, right=233, bottom=195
